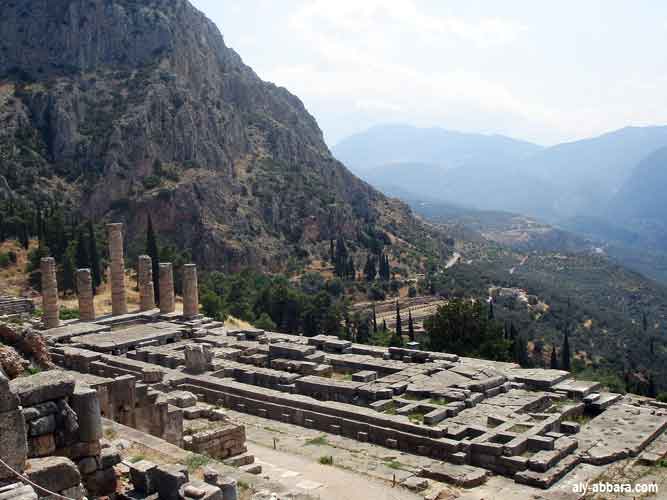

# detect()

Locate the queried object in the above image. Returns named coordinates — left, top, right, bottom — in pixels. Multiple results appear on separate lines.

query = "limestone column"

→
left=159, top=263, right=175, bottom=314
left=77, top=268, right=95, bottom=321
left=138, top=255, right=156, bottom=311
left=40, top=257, right=60, bottom=329
left=107, top=223, right=127, bottom=316
left=182, top=264, right=199, bottom=318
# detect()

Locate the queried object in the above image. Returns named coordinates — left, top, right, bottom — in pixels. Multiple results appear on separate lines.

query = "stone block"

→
left=99, top=447, right=121, bottom=469
left=9, top=372, right=75, bottom=407
left=82, top=467, right=117, bottom=497
left=70, top=387, right=102, bottom=442
left=402, top=476, right=428, bottom=492
left=129, top=459, right=158, bottom=494
left=180, top=480, right=223, bottom=500
left=155, top=463, right=189, bottom=500
left=28, top=434, right=56, bottom=457
left=0, top=408, right=28, bottom=480
left=77, top=457, right=97, bottom=475
left=25, top=457, right=81, bottom=496
left=239, top=464, right=262, bottom=475
left=29, top=415, right=56, bottom=437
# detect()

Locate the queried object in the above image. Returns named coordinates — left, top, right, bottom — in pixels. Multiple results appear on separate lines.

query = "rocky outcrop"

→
left=0, top=0, right=441, bottom=271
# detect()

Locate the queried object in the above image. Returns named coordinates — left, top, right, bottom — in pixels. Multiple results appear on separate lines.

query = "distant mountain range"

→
left=333, top=123, right=667, bottom=283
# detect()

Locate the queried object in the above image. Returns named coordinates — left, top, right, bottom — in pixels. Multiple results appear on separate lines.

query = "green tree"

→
left=395, top=301, right=402, bottom=339
left=561, top=330, right=571, bottom=371
left=87, top=221, right=102, bottom=292
left=550, top=344, right=559, bottom=369
left=408, top=309, right=415, bottom=342
left=255, top=312, right=277, bottom=331
left=75, top=228, right=90, bottom=270
left=146, top=215, right=160, bottom=304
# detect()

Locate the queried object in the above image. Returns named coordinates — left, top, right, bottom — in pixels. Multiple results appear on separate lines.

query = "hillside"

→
left=336, top=124, right=667, bottom=220
left=0, top=0, right=446, bottom=273
left=332, top=124, right=541, bottom=174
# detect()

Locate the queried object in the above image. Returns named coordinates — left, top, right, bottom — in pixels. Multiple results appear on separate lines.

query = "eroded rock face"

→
left=0, top=0, right=432, bottom=272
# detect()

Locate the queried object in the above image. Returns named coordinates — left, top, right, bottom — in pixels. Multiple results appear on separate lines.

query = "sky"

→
left=190, top=0, right=667, bottom=147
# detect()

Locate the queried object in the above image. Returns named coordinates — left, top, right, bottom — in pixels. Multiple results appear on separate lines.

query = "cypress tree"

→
left=372, top=303, right=378, bottom=333
left=146, top=215, right=160, bottom=304
left=329, top=239, right=335, bottom=263
left=75, top=228, right=90, bottom=270
left=488, top=301, right=494, bottom=320
left=561, top=330, right=571, bottom=371
left=395, top=301, right=402, bottom=339
left=87, top=221, right=102, bottom=292
left=347, top=256, right=355, bottom=280
left=19, top=221, right=29, bottom=249
left=550, top=344, right=558, bottom=369
left=648, top=372, right=657, bottom=398
left=408, top=309, right=415, bottom=341
left=642, top=311, right=648, bottom=332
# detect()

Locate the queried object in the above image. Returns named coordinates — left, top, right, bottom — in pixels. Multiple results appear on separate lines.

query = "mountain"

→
left=332, top=124, right=542, bottom=174
left=0, top=0, right=445, bottom=271
left=335, top=124, right=667, bottom=221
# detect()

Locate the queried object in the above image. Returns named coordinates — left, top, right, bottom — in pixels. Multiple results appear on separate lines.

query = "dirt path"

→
left=246, top=442, right=422, bottom=500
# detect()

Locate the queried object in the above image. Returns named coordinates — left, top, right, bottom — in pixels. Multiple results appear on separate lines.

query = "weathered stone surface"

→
left=70, top=386, right=102, bottom=441
left=183, top=264, right=199, bottom=319
left=28, top=434, right=56, bottom=458
left=9, top=372, right=75, bottom=406
left=40, top=258, right=60, bottom=329
left=0, top=406, right=28, bottom=480
left=108, top=223, right=128, bottom=316
left=419, top=463, right=489, bottom=488
left=159, top=263, right=176, bottom=314
left=129, top=459, right=158, bottom=494
left=155, top=463, right=189, bottom=500
left=99, top=447, right=121, bottom=469
left=25, top=457, right=81, bottom=496
left=29, top=415, right=56, bottom=437
left=179, top=480, right=222, bottom=500
left=76, top=269, right=95, bottom=322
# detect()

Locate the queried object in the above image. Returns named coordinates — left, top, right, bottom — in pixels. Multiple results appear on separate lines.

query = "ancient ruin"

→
left=2, top=222, right=667, bottom=500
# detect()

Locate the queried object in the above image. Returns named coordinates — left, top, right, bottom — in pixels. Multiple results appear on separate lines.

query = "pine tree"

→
left=87, top=221, right=102, bottom=292
left=561, top=329, right=571, bottom=371
left=395, top=301, right=402, bottom=339
left=550, top=344, right=558, bottom=369
left=408, top=309, right=415, bottom=341
left=146, top=215, right=160, bottom=304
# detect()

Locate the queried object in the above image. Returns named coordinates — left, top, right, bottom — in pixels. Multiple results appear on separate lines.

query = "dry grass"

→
left=0, top=239, right=35, bottom=297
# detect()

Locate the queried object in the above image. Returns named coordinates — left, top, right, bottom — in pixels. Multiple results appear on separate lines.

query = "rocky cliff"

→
left=0, top=0, right=441, bottom=270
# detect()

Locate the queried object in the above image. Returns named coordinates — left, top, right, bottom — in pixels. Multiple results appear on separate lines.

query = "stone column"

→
left=138, top=255, right=156, bottom=311
left=182, top=264, right=199, bottom=319
left=159, top=263, right=175, bottom=314
left=40, top=257, right=60, bottom=329
left=77, top=268, right=95, bottom=321
left=107, top=223, right=128, bottom=316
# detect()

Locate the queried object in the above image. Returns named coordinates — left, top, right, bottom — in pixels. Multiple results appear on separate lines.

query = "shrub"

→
left=318, top=455, right=333, bottom=465
left=142, top=175, right=161, bottom=190
left=59, top=307, right=79, bottom=320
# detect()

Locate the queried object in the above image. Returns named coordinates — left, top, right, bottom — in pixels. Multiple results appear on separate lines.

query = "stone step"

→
left=589, top=392, right=622, bottom=411
left=515, top=454, right=581, bottom=489
left=419, top=462, right=489, bottom=488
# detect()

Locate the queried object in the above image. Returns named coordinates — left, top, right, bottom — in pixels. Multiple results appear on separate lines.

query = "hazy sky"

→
left=190, top=0, right=667, bottom=147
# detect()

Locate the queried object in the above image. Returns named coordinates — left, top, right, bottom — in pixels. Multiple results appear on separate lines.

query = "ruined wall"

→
left=8, top=371, right=120, bottom=498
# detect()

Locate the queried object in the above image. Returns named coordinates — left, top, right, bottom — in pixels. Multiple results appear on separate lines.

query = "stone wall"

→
left=7, top=371, right=120, bottom=498
left=183, top=423, right=246, bottom=459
